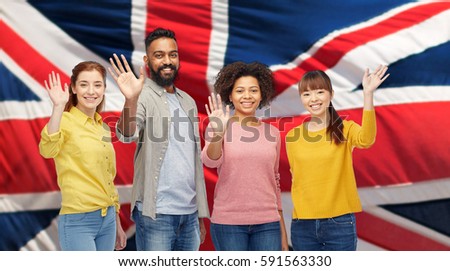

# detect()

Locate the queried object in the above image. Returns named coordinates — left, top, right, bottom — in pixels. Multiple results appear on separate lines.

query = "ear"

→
left=71, top=85, right=76, bottom=94
left=143, top=55, right=148, bottom=63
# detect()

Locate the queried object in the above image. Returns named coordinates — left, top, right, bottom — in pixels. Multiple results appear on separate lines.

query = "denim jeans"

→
left=291, top=213, right=357, bottom=251
left=58, top=206, right=116, bottom=251
left=210, top=221, right=281, bottom=251
left=132, top=208, right=200, bottom=251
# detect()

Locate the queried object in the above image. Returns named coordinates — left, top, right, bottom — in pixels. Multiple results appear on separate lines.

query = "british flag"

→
left=1, top=0, right=449, bottom=251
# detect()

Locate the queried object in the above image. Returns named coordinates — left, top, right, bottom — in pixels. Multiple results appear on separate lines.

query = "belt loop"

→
left=101, top=207, right=107, bottom=217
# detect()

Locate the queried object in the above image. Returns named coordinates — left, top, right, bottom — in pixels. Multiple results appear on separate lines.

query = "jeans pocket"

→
left=330, top=213, right=354, bottom=225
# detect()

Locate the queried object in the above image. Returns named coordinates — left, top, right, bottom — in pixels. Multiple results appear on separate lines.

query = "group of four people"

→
left=39, top=28, right=389, bottom=251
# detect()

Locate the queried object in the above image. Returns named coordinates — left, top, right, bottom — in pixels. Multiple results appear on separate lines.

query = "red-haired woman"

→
left=39, top=61, right=127, bottom=251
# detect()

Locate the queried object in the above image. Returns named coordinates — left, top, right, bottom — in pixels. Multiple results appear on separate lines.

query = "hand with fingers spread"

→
left=362, top=64, right=389, bottom=93
left=108, top=53, right=145, bottom=100
left=43, top=71, right=70, bottom=134
left=205, top=93, right=230, bottom=136
left=44, top=71, right=69, bottom=108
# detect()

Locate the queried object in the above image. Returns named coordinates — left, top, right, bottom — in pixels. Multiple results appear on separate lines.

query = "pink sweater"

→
left=201, top=121, right=282, bottom=225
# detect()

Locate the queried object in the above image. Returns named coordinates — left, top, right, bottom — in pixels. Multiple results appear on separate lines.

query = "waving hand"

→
left=108, top=54, right=145, bottom=100
left=205, top=93, right=230, bottom=135
left=44, top=71, right=69, bottom=107
left=362, top=65, right=389, bottom=93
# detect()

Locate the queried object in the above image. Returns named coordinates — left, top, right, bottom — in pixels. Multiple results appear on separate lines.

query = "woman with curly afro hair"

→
left=201, top=61, right=288, bottom=251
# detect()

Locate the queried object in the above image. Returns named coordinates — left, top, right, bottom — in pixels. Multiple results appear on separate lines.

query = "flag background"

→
left=1, top=0, right=449, bottom=251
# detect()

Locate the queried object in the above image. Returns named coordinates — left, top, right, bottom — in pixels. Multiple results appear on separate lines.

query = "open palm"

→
left=362, top=65, right=389, bottom=93
left=108, top=54, right=145, bottom=100
left=44, top=71, right=69, bottom=107
left=205, top=93, right=230, bottom=134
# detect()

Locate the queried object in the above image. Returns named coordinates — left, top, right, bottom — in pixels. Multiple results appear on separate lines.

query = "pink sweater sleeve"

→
left=274, top=130, right=282, bottom=210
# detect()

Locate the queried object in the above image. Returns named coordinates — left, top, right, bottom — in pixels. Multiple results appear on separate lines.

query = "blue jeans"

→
left=132, top=208, right=200, bottom=251
left=58, top=206, right=116, bottom=251
left=291, top=213, right=357, bottom=251
left=210, top=221, right=281, bottom=251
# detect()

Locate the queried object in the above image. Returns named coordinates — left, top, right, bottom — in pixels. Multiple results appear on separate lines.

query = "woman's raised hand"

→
left=205, top=93, right=230, bottom=135
left=44, top=71, right=69, bottom=108
left=108, top=54, right=145, bottom=100
left=362, top=64, right=389, bottom=93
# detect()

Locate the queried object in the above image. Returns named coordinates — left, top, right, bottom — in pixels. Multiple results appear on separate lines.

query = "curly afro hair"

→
left=214, top=61, right=275, bottom=109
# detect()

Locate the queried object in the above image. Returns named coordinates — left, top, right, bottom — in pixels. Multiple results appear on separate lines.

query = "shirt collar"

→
left=70, top=106, right=103, bottom=125
left=147, top=78, right=183, bottom=99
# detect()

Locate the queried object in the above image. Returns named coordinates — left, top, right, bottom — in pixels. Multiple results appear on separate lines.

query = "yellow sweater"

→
left=286, top=110, right=376, bottom=219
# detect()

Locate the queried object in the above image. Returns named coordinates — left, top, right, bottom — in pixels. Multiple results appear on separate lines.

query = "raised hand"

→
left=362, top=64, right=389, bottom=93
left=44, top=71, right=69, bottom=108
left=108, top=54, right=145, bottom=100
left=205, top=93, right=230, bottom=135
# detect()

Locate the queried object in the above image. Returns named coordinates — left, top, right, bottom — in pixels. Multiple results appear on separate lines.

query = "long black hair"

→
left=298, top=70, right=344, bottom=144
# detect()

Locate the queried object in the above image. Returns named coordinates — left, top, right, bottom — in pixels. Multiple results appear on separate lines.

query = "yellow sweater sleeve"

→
left=347, top=110, right=376, bottom=148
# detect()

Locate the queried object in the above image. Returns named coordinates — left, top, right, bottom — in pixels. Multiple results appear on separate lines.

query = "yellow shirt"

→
left=39, top=107, right=119, bottom=216
left=286, top=110, right=376, bottom=219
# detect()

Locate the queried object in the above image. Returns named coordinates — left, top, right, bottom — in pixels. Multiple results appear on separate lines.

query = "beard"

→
left=150, top=64, right=179, bottom=87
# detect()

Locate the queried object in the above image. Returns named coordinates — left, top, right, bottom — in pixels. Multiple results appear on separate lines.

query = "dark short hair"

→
left=214, top=61, right=275, bottom=109
left=145, top=28, right=177, bottom=50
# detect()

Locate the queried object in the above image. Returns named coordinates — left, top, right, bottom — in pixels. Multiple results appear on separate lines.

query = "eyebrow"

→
left=153, top=50, right=178, bottom=54
left=235, top=85, right=259, bottom=88
left=78, top=80, right=104, bottom=83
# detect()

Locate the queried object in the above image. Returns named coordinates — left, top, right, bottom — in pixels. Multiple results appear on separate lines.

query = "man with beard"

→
left=108, top=28, right=209, bottom=251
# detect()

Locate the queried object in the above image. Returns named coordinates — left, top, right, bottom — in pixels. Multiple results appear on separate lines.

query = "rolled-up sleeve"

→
left=39, top=125, right=64, bottom=158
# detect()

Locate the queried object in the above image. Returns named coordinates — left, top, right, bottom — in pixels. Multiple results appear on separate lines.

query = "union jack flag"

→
left=1, top=0, right=449, bottom=251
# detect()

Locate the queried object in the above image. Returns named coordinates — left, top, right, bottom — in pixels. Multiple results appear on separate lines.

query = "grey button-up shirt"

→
left=116, top=78, right=210, bottom=219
